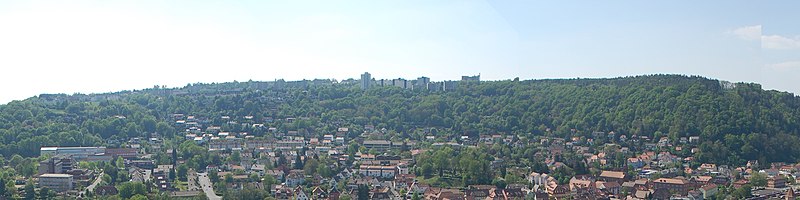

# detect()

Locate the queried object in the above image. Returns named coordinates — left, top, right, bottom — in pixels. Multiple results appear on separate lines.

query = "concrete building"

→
left=397, top=163, right=410, bottom=175
left=443, top=81, right=459, bottom=91
left=208, top=138, right=244, bottom=151
left=38, top=155, right=73, bottom=174
left=245, top=139, right=274, bottom=150
left=40, top=147, right=107, bottom=161
left=529, top=172, right=550, bottom=186
left=360, top=72, right=371, bottom=90
left=153, top=166, right=173, bottom=191
left=653, top=178, right=691, bottom=195
left=362, top=140, right=392, bottom=152
left=413, top=77, right=430, bottom=90
left=598, top=170, right=626, bottom=184
left=275, top=140, right=306, bottom=150
left=391, top=78, right=408, bottom=89
left=38, top=174, right=74, bottom=192
left=428, top=82, right=443, bottom=91
left=104, top=148, right=139, bottom=159
left=461, top=74, right=480, bottom=82
left=358, top=165, right=397, bottom=178
left=768, top=176, right=786, bottom=188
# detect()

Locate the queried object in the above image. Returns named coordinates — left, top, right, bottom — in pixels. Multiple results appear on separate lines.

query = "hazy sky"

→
left=1, top=1, right=799, bottom=104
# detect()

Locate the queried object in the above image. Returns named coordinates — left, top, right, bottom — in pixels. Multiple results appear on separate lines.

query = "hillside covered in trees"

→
left=1, top=74, right=799, bottom=166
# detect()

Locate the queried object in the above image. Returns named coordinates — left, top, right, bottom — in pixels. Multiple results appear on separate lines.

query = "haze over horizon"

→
left=2, top=0, right=799, bottom=104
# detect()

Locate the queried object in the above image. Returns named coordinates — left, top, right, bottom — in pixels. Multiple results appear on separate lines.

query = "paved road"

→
left=197, top=172, right=221, bottom=200
left=80, top=172, right=104, bottom=197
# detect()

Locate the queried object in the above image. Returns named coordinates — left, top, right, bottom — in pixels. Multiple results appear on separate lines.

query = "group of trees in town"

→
left=414, top=146, right=494, bottom=187
left=1, top=74, right=800, bottom=168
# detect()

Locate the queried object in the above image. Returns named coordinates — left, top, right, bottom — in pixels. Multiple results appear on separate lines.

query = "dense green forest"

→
left=1, top=74, right=799, bottom=166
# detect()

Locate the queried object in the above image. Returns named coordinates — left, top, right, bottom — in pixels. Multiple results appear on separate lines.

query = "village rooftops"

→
left=599, top=171, right=626, bottom=179
left=694, top=176, right=713, bottom=182
left=654, top=178, right=690, bottom=185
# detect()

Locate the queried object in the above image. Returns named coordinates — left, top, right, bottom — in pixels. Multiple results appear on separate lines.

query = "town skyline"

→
left=2, top=0, right=800, bottom=105
left=0, top=71, right=787, bottom=105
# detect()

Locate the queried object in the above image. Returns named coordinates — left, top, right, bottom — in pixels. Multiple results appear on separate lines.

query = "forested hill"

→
left=1, top=74, right=799, bottom=165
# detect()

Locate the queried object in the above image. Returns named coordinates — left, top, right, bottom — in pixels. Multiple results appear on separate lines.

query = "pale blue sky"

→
left=1, top=1, right=799, bottom=104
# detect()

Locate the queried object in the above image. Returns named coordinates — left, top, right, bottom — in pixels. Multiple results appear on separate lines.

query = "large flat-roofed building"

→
left=40, top=147, right=107, bottom=161
left=653, top=178, right=691, bottom=195
left=39, top=155, right=73, bottom=174
left=275, top=140, right=306, bottom=150
left=599, top=170, right=626, bottom=184
left=208, top=138, right=244, bottom=151
left=362, top=140, right=392, bottom=152
left=38, top=174, right=74, bottom=192
left=358, top=165, right=397, bottom=178
left=245, top=139, right=274, bottom=150
left=104, top=148, right=139, bottom=159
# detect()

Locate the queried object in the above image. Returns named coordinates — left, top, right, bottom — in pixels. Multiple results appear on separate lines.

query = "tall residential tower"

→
left=361, top=72, right=371, bottom=90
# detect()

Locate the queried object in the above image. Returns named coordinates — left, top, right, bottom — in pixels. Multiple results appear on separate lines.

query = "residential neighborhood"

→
left=16, top=109, right=800, bottom=200
left=0, top=74, right=798, bottom=200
